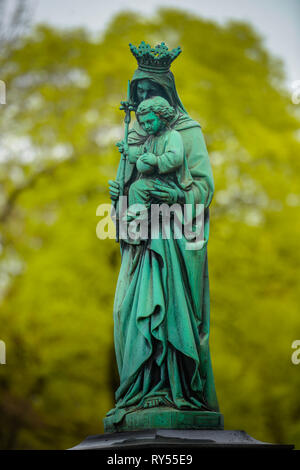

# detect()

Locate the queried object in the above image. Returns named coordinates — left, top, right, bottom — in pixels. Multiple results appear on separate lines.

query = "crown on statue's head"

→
left=129, top=41, right=181, bottom=74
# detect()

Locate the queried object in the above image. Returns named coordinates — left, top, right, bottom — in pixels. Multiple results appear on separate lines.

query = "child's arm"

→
left=128, top=144, right=144, bottom=164
left=136, top=154, right=155, bottom=174
left=156, top=130, right=184, bottom=174
left=116, top=140, right=143, bottom=164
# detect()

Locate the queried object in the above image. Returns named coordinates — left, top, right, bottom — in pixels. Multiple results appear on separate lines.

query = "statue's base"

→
left=70, top=429, right=294, bottom=450
left=104, top=408, right=224, bottom=432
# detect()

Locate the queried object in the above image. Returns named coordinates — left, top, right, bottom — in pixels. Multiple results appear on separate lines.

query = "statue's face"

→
left=136, top=79, right=167, bottom=104
left=138, top=111, right=164, bottom=135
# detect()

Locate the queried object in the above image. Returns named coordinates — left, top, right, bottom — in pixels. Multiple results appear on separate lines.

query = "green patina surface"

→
left=106, top=42, right=223, bottom=432
left=104, top=409, right=223, bottom=433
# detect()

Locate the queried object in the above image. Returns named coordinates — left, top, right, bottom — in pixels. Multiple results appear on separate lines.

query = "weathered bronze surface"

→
left=107, top=41, right=223, bottom=432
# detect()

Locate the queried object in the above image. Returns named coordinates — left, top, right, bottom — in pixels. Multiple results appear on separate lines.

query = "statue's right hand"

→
left=108, top=180, right=120, bottom=201
left=116, top=140, right=129, bottom=156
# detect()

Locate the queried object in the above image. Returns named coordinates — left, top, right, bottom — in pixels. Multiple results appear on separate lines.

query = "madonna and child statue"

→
left=70, top=42, right=295, bottom=451
left=105, top=41, right=224, bottom=433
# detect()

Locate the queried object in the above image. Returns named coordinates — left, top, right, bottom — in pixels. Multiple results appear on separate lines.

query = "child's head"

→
left=136, top=96, right=175, bottom=135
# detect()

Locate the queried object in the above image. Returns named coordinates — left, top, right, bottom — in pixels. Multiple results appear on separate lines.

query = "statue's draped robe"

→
left=108, top=69, right=219, bottom=423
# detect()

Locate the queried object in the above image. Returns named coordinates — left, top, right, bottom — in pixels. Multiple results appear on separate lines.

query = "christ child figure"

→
left=124, top=96, right=193, bottom=219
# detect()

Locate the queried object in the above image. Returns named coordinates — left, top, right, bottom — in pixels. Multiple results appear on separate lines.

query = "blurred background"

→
left=0, top=0, right=299, bottom=450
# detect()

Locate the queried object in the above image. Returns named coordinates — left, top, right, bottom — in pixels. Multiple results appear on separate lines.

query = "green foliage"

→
left=0, top=8, right=300, bottom=449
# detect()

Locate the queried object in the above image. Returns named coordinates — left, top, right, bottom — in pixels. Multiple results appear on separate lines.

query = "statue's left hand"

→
left=149, top=181, right=183, bottom=204
left=139, top=153, right=156, bottom=166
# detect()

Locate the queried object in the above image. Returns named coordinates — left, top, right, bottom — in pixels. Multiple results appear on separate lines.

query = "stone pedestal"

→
left=70, top=429, right=294, bottom=450
left=104, top=408, right=224, bottom=433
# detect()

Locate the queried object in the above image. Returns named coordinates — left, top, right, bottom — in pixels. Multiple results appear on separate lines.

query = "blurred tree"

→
left=0, top=8, right=299, bottom=449
left=0, top=0, right=34, bottom=63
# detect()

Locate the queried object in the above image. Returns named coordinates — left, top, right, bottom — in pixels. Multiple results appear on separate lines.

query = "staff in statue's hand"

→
left=111, top=80, right=133, bottom=241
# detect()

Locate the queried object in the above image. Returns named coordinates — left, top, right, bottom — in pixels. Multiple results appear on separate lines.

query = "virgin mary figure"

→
left=106, top=42, right=222, bottom=431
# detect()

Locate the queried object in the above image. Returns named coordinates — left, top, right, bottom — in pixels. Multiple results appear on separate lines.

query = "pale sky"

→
left=32, top=0, right=300, bottom=86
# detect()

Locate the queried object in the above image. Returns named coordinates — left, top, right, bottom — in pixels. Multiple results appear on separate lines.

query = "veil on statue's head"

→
left=130, top=69, right=187, bottom=115
left=128, top=41, right=188, bottom=115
